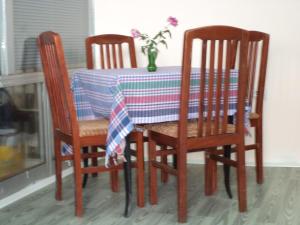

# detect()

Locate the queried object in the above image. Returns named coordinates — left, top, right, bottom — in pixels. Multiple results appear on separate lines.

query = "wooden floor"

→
left=1, top=165, right=300, bottom=225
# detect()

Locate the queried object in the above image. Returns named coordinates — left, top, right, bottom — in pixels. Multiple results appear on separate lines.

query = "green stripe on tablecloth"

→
left=121, top=80, right=181, bottom=89
left=121, top=76, right=238, bottom=90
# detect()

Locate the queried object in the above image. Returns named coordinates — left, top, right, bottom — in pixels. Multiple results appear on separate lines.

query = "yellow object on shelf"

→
left=0, top=145, right=24, bottom=178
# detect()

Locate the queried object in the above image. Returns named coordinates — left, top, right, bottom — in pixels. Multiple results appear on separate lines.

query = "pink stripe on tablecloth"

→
left=126, top=94, right=180, bottom=104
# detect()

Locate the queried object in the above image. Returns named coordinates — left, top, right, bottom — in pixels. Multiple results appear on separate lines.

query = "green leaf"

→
left=160, top=33, right=166, bottom=39
left=151, top=40, right=157, bottom=45
left=153, top=31, right=162, bottom=40
left=164, top=30, right=172, bottom=38
left=160, top=40, right=168, bottom=49
left=141, top=46, right=146, bottom=55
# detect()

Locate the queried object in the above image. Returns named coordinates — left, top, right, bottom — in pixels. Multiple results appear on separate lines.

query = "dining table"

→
left=66, top=66, right=241, bottom=216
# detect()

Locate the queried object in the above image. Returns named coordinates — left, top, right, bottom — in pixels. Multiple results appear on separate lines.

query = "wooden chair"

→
left=86, top=34, right=137, bottom=69
left=226, top=31, right=269, bottom=184
left=37, top=31, right=142, bottom=216
left=147, top=26, right=249, bottom=223
left=244, top=31, right=269, bottom=184
left=85, top=34, right=145, bottom=207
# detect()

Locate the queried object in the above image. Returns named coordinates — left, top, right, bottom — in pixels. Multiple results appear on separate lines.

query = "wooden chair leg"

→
left=135, top=132, right=145, bottom=207
left=177, top=146, right=187, bottom=223
left=73, top=145, right=83, bottom=217
left=236, top=143, right=247, bottom=212
left=161, top=145, right=169, bottom=183
left=109, top=156, right=119, bottom=192
left=204, top=151, right=217, bottom=196
left=54, top=137, right=62, bottom=200
left=91, top=146, right=98, bottom=177
left=211, top=152, right=217, bottom=194
left=149, top=135, right=158, bottom=205
left=255, top=122, right=263, bottom=184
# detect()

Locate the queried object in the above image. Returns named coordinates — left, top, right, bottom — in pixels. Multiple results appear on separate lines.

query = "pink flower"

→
left=131, top=29, right=141, bottom=38
left=167, top=16, right=178, bottom=27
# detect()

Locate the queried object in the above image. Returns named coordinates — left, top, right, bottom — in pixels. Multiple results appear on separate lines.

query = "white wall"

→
left=94, top=0, right=300, bottom=166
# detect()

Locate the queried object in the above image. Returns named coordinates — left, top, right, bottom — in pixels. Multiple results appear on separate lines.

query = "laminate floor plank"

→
left=1, top=166, right=300, bottom=225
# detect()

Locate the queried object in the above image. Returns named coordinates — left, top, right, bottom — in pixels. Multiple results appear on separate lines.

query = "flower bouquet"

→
left=131, top=16, right=178, bottom=72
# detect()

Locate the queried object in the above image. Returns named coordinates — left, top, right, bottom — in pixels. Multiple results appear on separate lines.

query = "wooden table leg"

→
left=123, top=136, right=132, bottom=217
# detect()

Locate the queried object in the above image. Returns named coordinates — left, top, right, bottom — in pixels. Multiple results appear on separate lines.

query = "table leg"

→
left=123, top=136, right=132, bottom=217
left=82, top=147, right=89, bottom=188
left=223, top=145, right=232, bottom=198
left=224, top=116, right=234, bottom=199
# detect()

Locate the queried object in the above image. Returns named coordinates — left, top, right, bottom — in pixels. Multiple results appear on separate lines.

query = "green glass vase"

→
left=147, top=50, right=157, bottom=72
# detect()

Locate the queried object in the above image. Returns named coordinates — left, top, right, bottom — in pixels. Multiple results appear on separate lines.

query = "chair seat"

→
left=249, top=112, right=260, bottom=120
left=147, top=121, right=235, bottom=138
left=78, top=119, right=109, bottom=137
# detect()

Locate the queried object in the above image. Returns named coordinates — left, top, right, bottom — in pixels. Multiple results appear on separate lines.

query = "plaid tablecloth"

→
left=66, top=66, right=239, bottom=161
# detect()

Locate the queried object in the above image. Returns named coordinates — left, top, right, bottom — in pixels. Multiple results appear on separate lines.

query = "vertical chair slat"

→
left=215, top=40, right=224, bottom=134
left=248, top=41, right=258, bottom=106
left=247, top=42, right=253, bottom=70
left=230, top=40, right=238, bottom=69
left=246, top=41, right=253, bottom=104
left=221, top=40, right=232, bottom=134
left=105, top=44, right=111, bottom=69
left=206, top=40, right=215, bottom=136
left=198, top=40, right=207, bottom=137
left=48, top=44, right=68, bottom=133
left=118, top=43, right=124, bottom=68
left=56, top=50, right=71, bottom=132
left=100, top=44, right=105, bottom=69
left=112, top=44, right=117, bottom=68
left=45, top=44, right=60, bottom=128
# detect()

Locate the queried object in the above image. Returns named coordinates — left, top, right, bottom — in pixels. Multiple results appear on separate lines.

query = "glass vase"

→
left=147, top=50, right=157, bottom=72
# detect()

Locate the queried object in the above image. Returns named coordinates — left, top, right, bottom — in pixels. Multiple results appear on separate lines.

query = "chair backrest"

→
left=179, top=26, right=249, bottom=140
left=86, top=34, right=137, bottom=69
left=246, top=31, right=269, bottom=115
left=230, top=31, right=269, bottom=115
left=37, top=31, right=78, bottom=136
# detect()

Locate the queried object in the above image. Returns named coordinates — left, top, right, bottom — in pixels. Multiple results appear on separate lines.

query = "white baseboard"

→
left=0, top=167, right=73, bottom=209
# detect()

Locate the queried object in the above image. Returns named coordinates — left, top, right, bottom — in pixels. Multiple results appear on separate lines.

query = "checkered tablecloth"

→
left=67, top=66, right=239, bottom=161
